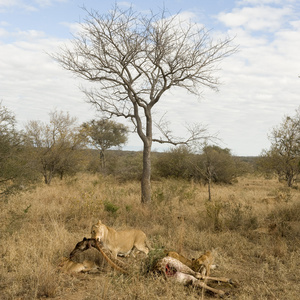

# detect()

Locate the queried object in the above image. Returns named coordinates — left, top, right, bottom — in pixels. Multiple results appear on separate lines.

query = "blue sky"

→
left=1, top=0, right=300, bottom=156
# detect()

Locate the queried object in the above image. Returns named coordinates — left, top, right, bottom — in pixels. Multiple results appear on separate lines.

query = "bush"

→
left=153, top=145, right=252, bottom=184
left=106, top=151, right=143, bottom=181
left=153, top=146, right=193, bottom=179
left=104, top=201, right=120, bottom=215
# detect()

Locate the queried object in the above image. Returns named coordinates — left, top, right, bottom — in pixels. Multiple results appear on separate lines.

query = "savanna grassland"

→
left=1, top=174, right=300, bottom=300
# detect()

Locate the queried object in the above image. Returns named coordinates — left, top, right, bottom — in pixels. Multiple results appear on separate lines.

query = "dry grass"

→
left=1, top=174, right=300, bottom=299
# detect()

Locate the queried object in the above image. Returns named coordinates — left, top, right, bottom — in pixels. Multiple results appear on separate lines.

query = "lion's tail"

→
left=94, top=241, right=128, bottom=274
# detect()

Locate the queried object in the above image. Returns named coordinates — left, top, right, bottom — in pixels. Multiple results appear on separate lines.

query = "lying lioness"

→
left=58, top=257, right=99, bottom=274
left=69, top=237, right=128, bottom=274
left=91, top=220, right=149, bottom=258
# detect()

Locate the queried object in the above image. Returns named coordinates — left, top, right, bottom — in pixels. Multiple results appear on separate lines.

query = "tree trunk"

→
left=43, top=171, right=52, bottom=185
left=208, top=176, right=212, bottom=201
left=286, top=170, right=294, bottom=187
left=100, top=149, right=105, bottom=171
left=206, top=165, right=212, bottom=201
left=141, top=141, right=152, bottom=204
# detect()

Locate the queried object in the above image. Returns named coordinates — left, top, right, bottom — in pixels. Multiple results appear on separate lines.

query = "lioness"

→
left=58, top=257, right=99, bottom=274
left=91, top=220, right=149, bottom=258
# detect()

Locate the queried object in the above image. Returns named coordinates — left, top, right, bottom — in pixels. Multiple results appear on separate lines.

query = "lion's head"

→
left=91, top=220, right=106, bottom=241
left=191, top=258, right=206, bottom=274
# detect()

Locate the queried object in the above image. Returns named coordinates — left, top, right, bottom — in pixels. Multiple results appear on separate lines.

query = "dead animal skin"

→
left=156, top=256, right=232, bottom=297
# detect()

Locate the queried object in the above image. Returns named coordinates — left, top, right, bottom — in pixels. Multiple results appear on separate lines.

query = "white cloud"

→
left=0, top=21, right=9, bottom=26
left=237, top=0, right=297, bottom=5
left=117, top=2, right=134, bottom=8
left=218, top=5, right=292, bottom=31
left=0, top=0, right=66, bottom=10
left=34, top=0, right=68, bottom=7
left=0, top=27, right=8, bottom=37
left=0, top=0, right=37, bottom=11
left=205, top=0, right=300, bottom=155
left=176, top=11, right=201, bottom=23
left=0, top=0, right=18, bottom=7
left=14, top=30, right=46, bottom=40
left=0, top=28, right=96, bottom=129
left=60, top=22, right=82, bottom=35
left=238, top=0, right=282, bottom=4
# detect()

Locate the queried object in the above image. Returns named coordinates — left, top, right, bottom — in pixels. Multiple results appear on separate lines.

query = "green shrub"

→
left=104, top=201, right=120, bottom=215
left=153, top=146, right=193, bottom=179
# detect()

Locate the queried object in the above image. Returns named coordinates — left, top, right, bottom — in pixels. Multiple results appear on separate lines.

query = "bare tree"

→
left=24, top=111, right=85, bottom=184
left=53, top=6, right=235, bottom=203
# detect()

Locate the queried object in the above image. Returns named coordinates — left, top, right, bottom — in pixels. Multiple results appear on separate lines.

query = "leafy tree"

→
left=0, top=102, right=37, bottom=197
left=200, top=146, right=239, bottom=183
left=24, top=111, right=86, bottom=184
left=81, top=119, right=128, bottom=170
left=197, top=145, right=238, bottom=200
left=54, top=6, right=235, bottom=203
left=259, top=110, right=300, bottom=187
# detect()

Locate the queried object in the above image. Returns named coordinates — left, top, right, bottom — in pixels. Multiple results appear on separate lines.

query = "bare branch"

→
left=52, top=7, right=236, bottom=126
left=153, top=117, right=213, bottom=146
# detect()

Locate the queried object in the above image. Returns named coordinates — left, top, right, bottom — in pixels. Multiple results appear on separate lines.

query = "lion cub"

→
left=191, top=251, right=215, bottom=276
left=166, top=250, right=215, bottom=276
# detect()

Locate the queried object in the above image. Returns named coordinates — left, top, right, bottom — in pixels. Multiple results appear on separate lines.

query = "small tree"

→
left=260, top=110, right=300, bottom=187
left=192, top=145, right=251, bottom=200
left=201, top=146, right=215, bottom=201
left=81, top=119, right=128, bottom=171
left=196, top=145, right=238, bottom=200
left=54, top=6, right=235, bottom=203
left=24, top=111, right=85, bottom=184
